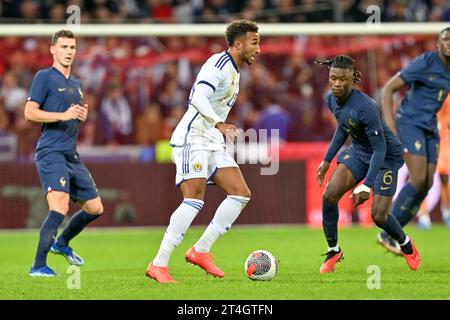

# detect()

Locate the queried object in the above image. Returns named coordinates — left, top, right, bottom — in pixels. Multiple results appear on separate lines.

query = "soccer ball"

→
left=244, top=250, right=278, bottom=281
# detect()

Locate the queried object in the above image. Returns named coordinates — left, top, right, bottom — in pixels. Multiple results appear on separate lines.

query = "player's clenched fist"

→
left=61, top=104, right=80, bottom=121
left=75, top=104, right=88, bottom=122
left=62, top=104, right=88, bottom=121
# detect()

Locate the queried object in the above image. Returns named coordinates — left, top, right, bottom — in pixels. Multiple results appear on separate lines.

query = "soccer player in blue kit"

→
left=315, top=55, right=420, bottom=273
left=378, top=27, right=450, bottom=254
left=25, top=30, right=104, bottom=277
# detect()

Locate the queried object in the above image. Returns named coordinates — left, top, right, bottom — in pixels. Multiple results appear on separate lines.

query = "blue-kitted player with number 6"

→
left=315, top=55, right=420, bottom=274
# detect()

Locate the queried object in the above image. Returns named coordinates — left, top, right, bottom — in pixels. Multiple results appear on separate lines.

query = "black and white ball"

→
left=245, top=250, right=278, bottom=281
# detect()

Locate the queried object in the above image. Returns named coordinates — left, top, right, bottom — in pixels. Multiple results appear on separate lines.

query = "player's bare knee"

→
left=50, top=204, right=69, bottom=215
left=186, top=189, right=205, bottom=201
left=189, top=182, right=206, bottom=199
left=440, top=174, right=449, bottom=185
left=47, top=192, right=70, bottom=214
left=322, top=188, right=339, bottom=204
left=409, top=174, right=427, bottom=190
left=97, top=204, right=104, bottom=215
left=59, top=206, right=69, bottom=215
left=232, top=187, right=251, bottom=199
left=84, top=200, right=104, bottom=215
left=181, top=181, right=205, bottom=200
left=371, top=210, right=388, bottom=225
left=88, top=204, right=104, bottom=215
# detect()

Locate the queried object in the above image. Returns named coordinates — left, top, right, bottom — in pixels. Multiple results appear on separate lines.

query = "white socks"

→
left=194, top=195, right=250, bottom=253
left=153, top=195, right=251, bottom=266
left=328, top=245, right=340, bottom=252
left=399, top=236, right=410, bottom=247
left=153, top=198, right=204, bottom=267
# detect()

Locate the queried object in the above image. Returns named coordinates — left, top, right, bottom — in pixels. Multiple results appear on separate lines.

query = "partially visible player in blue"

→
left=379, top=27, right=450, bottom=254
left=315, top=55, right=420, bottom=274
left=25, top=30, right=104, bottom=277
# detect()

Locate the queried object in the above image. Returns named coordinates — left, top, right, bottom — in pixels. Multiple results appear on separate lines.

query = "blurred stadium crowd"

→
left=0, top=34, right=436, bottom=160
left=0, top=0, right=449, bottom=23
left=0, top=0, right=447, bottom=161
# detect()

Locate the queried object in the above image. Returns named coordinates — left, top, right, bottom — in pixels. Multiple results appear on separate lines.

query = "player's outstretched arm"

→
left=24, top=101, right=82, bottom=123
left=317, top=127, right=348, bottom=187
left=363, top=134, right=386, bottom=187
left=323, top=127, right=348, bottom=164
left=350, top=134, right=386, bottom=207
left=381, top=74, right=405, bottom=136
left=351, top=108, right=387, bottom=207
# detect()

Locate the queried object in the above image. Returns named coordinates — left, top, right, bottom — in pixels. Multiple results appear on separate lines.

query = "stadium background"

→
left=0, top=0, right=449, bottom=229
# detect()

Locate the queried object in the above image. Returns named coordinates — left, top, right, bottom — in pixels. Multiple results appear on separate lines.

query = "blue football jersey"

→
left=397, top=51, right=450, bottom=132
left=327, top=88, right=402, bottom=159
left=27, top=67, right=83, bottom=161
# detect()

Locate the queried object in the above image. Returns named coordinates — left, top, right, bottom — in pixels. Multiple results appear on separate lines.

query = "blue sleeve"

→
left=360, top=103, right=383, bottom=137
left=323, top=126, right=348, bottom=162
left=27, top=71, right=48, bottom=105
left=365, top=135, right=386, bottom=188
left=359, top=105, right=386, bottom=188
left=325, top=91, right=333, bottom=112
left=398, top=54, right=428, bottom=84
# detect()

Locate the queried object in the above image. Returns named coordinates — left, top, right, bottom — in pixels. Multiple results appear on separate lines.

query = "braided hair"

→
left=315, top=55, right=362, bottom=83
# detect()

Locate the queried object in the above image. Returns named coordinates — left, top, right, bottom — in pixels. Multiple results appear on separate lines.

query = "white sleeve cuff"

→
left=353, top=184, right=371, bottom=194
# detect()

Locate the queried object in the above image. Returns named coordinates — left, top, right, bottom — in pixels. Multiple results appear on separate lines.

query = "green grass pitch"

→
left=0, top=225, right=449, bottom=300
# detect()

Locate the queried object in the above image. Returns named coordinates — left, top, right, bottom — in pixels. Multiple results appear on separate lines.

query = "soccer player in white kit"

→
left=146, top=20, right=261, bottom=283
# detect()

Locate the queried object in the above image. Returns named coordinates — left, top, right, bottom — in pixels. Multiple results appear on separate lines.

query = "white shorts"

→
left=172, top=145, right=238, bottom=186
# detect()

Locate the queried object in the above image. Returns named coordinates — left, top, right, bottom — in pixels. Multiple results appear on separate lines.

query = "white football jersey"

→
left=170, top=51, right=240, bottom=151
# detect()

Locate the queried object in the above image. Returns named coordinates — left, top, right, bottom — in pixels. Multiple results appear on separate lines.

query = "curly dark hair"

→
left=225, top=20, right=259, bottom=47
left=51, top=29, right=75, bottom=46
left=315, top=55, right=362, bottom=83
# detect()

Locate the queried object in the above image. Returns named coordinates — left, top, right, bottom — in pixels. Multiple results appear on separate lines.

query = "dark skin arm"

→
left=316, top=161, right=330, bottom=187
left=381, top=74, right=406, bottom=136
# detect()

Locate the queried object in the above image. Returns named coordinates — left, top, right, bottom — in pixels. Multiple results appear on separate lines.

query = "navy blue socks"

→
left=56, top=210, right=100, bottom=247
left=391, top=183, right=427, bottom=227
left=374, top=214, right=406, bottom=244
left=33, top=210, right=65, bottom=268
left=322, top=200, right=339, bottom=248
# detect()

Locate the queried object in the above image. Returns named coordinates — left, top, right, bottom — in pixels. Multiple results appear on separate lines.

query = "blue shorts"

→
left=35, top=152, right=99, bottom=202
left=396, top=120, right=440, bottom=164
left=338, top=146, right=404, bottom=196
